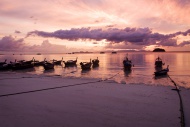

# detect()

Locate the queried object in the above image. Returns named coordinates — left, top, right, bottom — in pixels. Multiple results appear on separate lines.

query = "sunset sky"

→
left=0, top=0, right=190, bottom=53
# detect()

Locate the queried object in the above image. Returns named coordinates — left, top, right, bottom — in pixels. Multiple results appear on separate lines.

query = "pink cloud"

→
left=0, top=36, right=25, bottom=51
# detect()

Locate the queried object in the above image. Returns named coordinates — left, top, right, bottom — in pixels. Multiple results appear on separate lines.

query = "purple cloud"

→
left=0, top=36, right=25, bottom=51
left=178, top=41, right=190, bottom=47
left=0, top=36, right=82, bottom=53
left=27, top=27, right=190, bottom=47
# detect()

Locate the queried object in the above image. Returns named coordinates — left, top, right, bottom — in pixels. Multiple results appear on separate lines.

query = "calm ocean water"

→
left=0, top=52, right=190, bottom=88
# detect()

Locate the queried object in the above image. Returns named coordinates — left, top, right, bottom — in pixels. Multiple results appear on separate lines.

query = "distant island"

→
left=153, top=48, right=166, bottom=52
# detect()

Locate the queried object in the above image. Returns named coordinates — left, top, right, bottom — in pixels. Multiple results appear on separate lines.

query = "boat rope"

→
left=168, top=75, right=185, bottom=127
left=102, top=69, right=122, bottom=81
left=0, top=69, right=123, bottom=98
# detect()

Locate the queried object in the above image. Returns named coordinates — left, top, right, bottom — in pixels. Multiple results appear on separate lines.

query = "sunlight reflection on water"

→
left=0, top=52, right=190, bottom=88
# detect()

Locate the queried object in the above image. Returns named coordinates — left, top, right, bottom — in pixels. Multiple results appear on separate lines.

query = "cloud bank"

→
left=0, top=36, right=77, bottom=53
left=27, top=27, right=190, bottom=47
left=0, top=36, right=25, bottom=51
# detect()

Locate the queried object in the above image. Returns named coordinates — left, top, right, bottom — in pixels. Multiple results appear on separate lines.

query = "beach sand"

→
left=0, top=72, right=189, bottom=127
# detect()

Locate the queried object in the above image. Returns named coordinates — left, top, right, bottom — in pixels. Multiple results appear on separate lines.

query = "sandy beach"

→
left=0, top=72, right=189, bottom=127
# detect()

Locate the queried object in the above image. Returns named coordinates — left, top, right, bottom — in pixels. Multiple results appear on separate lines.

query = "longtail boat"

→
left=92, top=57, right=99, bottom=67
left=43, top=61, right=54, bottom=70
left=64, top=57, right=77, bottom=67
left=154, top=65, right=169, bottom=76
left=80, top=59, right=92, bottom=70
left=123, top=56, right=132, bottom=71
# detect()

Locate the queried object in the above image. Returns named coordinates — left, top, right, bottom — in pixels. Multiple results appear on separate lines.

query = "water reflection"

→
left=33, top=66, right=44, bottom=75
left=154, top=74, right=168, bottom=80
left=1, top=52, right=190, bottom=88
left=123, top=69, right=132, bottom=77
left=43, top=69, right=54, bottom=74
left=81, top=69, right=91, bottom=77
left=92, top=64, right=99, bottom=68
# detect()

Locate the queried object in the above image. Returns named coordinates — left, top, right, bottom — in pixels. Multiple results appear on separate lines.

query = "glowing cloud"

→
left=27, top=27, right=190, bottom=47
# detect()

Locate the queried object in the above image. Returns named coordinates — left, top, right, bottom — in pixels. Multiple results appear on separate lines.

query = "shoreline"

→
left=0, top=72, right=190, bottom=127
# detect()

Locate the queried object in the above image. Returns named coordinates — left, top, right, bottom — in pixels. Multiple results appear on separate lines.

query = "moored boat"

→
left=43, top=62, right=54, bottom=70
left=123, top=56, right=132, bottom=71
left=154, top=65, right=169, bottom=76
left=63, top=57, right=77, bottom=67
left=11, top=59, right=34, bottom=70
left=11, top=63, right=34, bottom=70
left=22, top=57, right=35, bottom=65
left=80, top=59, right=92, bottom=70
left=53, top=57, right=63, bottom=65
left=34, top=58, right=46, bottom=66
left=92, top=57, right=99, bottom=67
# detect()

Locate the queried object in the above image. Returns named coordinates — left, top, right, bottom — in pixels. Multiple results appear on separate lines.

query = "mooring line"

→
left=0, top=70, right=122, bottom=98
left=168, top=75, right=185, bottom=127
left=0, top=80, right=102, bottom=97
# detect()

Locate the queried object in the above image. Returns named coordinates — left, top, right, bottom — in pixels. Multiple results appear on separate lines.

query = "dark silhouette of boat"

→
left=154, top=65, right=169, bottom=76
left=63, top=57, right=77, bottom=67
left=80, top=59, right=92, bottom=70
left=26, top=57, right=35, bottom=63
left=92, top=57, right=99, bottom=67
left=52, top=57, right=63, bottom=65
left=11, top=58, right=35, bottom=70
left=34, top=58, right=46, bottom=66
left=19, top=57, right=35, bottom=65
left=43, top=61, right=54, bottom=70
left=123, top=56, right=132, bottom=71
left=155, top=57, right=164, bottom=67
left=0, top=60, right=10, bottom=70
left=12, top=63, right=34, bottom=70
left=0, top=64, right=10, bottom=70
left=9, top=59, right=18, bottom=66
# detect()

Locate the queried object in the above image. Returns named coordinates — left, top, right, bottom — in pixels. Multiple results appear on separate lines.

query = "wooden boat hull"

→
left=12, top=64, right=34, bottom=70
left=154, top=68, right=169, bottom=76
left=92, top=59, right=99, bottom=67
left=154, top=71, right=168, bottom=76
left=34, top=61, right=45, bottom=66
left=0, top=64, right=10, bottom=71
left=64, top=61, right=77, bottom=67
left=43, top=63, right=54, bottom=70
left=54, top=61, right=62, bottom=65
left=80, top=62, right=92, bottom=70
